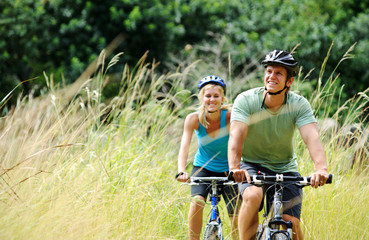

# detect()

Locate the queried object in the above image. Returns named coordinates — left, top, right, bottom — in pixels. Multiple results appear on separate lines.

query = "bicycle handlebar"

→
left=228, top=172, right=333, bottom=186
left=251, top=174, right=333, bottom=186
left=184, top=176, right=237, bottom=186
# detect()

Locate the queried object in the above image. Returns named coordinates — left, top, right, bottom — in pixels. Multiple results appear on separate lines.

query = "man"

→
left=228, top=50, right=329, bottom=240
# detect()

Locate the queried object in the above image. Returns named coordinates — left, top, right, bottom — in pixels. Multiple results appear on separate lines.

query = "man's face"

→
left=264, top=65, right=292, bottom=93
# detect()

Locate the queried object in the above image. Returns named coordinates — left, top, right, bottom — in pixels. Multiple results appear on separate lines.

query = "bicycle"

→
left=184, top=176, right=238, bottom=240
left=245, top=172, right=333, bottom=240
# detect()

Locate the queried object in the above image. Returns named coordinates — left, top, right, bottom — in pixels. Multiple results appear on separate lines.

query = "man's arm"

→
left=299, top=122, right=329, bottom=188
left=228, top=120, right=250, bottom=183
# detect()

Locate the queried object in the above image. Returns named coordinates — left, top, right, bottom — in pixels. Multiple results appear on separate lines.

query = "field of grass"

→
left=0, top=51, right=368, bottom=239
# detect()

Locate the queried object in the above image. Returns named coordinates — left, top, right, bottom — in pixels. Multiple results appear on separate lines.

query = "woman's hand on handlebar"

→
left=176, top=172, right=190, bottom=182
left=229, top=169, right=251, bottom=183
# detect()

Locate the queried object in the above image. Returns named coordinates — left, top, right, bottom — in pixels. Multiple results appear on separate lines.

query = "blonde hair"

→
left=198, top=84, right=231, bottom=128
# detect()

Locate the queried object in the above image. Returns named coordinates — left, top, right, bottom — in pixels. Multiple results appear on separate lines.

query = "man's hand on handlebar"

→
left=229, top=169, right=251, bottom=183
left=310, top=168, right=329, bottom=188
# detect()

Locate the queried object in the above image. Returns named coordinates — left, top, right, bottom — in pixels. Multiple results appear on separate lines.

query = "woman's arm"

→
left=177, top=113, right=198, bottom=182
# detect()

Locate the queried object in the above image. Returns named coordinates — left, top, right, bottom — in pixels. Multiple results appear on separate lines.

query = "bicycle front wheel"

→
left=203, top=222, right=222, bottom=240
left=255, top=223, right=267, bottom=240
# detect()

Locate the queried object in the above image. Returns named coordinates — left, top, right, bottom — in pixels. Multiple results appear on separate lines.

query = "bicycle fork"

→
left=267, top=190, right=293, bottom=239
left=209, top=181, right=221, bottom=224
left=205, top=181, right=223, bottom=240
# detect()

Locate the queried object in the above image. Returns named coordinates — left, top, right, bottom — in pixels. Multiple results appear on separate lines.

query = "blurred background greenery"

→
left=1, top=1, right=369, bottom=238
left=1, top=0, right=368, bottom=120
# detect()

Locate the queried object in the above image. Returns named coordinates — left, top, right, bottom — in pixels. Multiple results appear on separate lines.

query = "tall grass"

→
left=1, top=46, right=368, bottom=239
left=294, top=44, right=369, bottom=239
left=0, top=53, right=191, bottom=239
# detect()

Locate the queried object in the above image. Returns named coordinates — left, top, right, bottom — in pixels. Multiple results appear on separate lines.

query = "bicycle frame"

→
left=258, top=183, right=293, bottom=240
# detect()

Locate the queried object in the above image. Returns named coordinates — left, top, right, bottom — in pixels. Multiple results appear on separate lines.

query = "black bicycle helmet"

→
left=262, top=50, right=299, bottom=76
left=198, top=75, right=226, bottom=93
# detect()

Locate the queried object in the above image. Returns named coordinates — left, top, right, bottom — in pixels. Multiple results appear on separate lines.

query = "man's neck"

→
left=263, top=90, right=286, bottom=112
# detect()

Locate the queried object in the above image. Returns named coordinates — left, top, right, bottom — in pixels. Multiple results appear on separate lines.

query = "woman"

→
left=176, top=75, right=239, bottom=240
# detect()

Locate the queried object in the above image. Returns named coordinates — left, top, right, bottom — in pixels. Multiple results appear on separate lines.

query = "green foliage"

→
left=1, top=0, right=368, bottom=111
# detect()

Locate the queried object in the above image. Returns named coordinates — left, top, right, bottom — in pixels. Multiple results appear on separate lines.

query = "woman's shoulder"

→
left=184, top=112, right=199, bottom=129
left=186, top=112, right=199, bottom=120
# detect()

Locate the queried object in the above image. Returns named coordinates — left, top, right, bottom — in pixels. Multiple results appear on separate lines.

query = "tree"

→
left=1, top=0, right=368, bottom=108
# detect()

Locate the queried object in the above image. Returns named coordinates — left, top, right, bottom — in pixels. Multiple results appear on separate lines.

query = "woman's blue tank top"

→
left=193, top=109, right=230, bottom=172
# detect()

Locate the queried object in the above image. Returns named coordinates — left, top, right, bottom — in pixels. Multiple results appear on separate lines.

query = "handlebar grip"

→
left=326, top=174, right=333, bottom=184
left=227, top=171, right=235, bottom=181
left=175, top=172, right=184, bottom=179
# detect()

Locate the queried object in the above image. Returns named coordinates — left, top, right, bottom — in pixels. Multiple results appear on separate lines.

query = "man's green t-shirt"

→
left=231, top=87, right=317, bottom=173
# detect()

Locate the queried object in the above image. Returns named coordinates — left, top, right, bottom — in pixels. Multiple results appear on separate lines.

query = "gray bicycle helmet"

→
left=198, top=75, right=226, bottom=93
left=262, top=50, right=299, bottom=76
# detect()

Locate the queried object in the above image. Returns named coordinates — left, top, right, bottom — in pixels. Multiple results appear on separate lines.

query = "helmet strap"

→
left=261, top=84, right=287, bottom=109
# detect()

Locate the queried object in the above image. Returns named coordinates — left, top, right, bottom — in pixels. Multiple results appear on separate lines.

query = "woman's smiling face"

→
left=201, top=85, right=224, bottom=112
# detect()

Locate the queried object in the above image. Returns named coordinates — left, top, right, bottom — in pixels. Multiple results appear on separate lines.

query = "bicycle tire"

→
left=203, top=222, right=221, bottom=240
left=255, top=223, right=265, bottom=240
left=271, top=231, right=291, bottom=240
left=256, top=210, right=273, bottom=240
